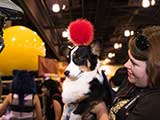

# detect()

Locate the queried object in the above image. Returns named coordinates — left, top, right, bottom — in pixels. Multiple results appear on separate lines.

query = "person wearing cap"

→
left=93, top=26, right=160, bottom=120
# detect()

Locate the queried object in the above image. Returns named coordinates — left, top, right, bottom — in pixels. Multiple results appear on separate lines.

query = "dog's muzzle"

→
left=64, top=70, right=70, bottom=77
left=64, top=70, right=84, bottom=80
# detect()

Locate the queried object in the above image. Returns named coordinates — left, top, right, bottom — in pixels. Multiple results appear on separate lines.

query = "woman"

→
left=0, top=70, right=42, bottom=120
left=41, top=79, right=63, bottom=120
left=94, top=26, right=160, bottom=120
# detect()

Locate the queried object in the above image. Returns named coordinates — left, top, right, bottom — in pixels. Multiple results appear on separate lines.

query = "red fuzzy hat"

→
left=68, top=19, right=94, bottom=46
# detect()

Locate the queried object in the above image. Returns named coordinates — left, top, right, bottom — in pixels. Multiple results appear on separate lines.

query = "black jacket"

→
left=110, top=81, right=160, bottom=120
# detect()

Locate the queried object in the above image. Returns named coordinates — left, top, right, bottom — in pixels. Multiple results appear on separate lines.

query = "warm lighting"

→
left=114, top=43, right=119, bottom=49
left=62, top=31, right=68, bottom=38
left=104, top=58, right=111, bottom=64
left=124, top=30, right=130, bottom=37
left=130, top=30, right=134, bottom=36
left=114, top=43, right=122, bottom=49
left=62, top=5, right=66, bottom=10
left=52, top=3, right=60, bottom=13
left=142, top=0, right=150, bottom=8
left=108, top=52, right=115, bottom=58
left=151, top=0, right=156, bottom=6
left=119, top=43, right=122, bottom=48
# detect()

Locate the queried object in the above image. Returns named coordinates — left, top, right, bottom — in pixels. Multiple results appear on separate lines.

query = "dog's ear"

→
left=60, top=44, right=73, bottom=61
left=90, top=40, right=101, bottom=56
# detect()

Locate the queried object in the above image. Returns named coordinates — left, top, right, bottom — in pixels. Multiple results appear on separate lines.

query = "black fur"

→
left=73, top=78, right=105, bottom=115
left=72, top=45, right=98, bottom=70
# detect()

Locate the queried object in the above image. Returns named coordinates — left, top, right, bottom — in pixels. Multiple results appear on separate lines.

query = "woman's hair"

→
left=129, top=26, right=160, bottom=87
left=11, top=70, right=36, bottom=94
left=11, top=70, right=36, bottom=111
left=41, top=79, right=60, bottom=97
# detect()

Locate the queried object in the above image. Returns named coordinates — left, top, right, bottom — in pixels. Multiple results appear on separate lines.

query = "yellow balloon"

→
left=0, top=26, right=46, bottom=76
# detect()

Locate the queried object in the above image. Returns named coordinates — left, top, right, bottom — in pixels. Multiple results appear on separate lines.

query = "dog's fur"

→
left=61, top=45, right=106, bottom=120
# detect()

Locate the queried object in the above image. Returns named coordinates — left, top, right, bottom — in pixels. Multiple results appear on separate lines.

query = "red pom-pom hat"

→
left=68, top=19, right=94, bottom=46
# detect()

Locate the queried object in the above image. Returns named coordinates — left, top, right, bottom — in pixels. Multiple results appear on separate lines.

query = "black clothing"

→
left=110, top=81, right=160, bottom=120
left=45, top=93, right=63, bottom=120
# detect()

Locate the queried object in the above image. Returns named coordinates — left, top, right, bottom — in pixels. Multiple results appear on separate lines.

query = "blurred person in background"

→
left=0, top=70, right=42, bottom=120
left=41, top=79, right=63, bottom=120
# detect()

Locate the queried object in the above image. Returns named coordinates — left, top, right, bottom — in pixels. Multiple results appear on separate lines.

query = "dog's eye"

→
left=73, top=53, right=81, bottom=61
left=72, top=53, right=86, bottom=65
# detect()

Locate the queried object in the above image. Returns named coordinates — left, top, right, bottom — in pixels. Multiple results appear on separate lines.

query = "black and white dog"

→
left=61, top=45, right=106, bottom=120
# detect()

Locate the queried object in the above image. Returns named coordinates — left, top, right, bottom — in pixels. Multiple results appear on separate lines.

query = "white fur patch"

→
left=70, top=112, right=82, bottom=120
left=62, top=69, right=102, bottom=104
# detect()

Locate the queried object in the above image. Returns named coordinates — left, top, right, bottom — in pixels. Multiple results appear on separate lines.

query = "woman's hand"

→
left=92, top=102, right=109, bottom=120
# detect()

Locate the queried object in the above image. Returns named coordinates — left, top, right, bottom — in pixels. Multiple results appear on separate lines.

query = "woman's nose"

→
left=124, top=59, right=130, bottom=69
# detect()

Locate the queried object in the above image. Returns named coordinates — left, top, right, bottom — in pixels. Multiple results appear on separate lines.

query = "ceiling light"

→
left=52, top=3, right=60, bottom=13
left=104, top=58, right=111, bottom=64
left=62, top=5, right=66, bottom=10
left=119, top=43, right=122, bottom=48
left=130, top=30, right=134, bottom=36
left=151, top=0, right=156, bottom=6
left=62, top=31, right=68, bottom=38
left=142, top=0, right=150, bottom=8
left=114, top=43, right=119, bottom=49
left=114, top=43, right=122, bottom=49
left=108, top=52, right=115, bottom=58
left=124, top=30, right=130, bottom=37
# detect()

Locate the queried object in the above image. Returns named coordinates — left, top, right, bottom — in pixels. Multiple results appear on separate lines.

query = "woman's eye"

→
left=132, top=61, right=137, bottom=66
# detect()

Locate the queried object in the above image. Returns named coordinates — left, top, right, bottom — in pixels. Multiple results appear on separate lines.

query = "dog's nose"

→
left=64, top=70, right=70, bottom=76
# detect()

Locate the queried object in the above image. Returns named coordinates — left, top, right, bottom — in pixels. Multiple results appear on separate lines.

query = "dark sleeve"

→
left=126, top=92, right=160, bottom=120
left=52, top=94, right=63, bottom=105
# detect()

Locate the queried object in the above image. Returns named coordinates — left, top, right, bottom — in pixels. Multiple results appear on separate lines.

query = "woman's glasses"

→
left=135, top=34, right=150, bottom=51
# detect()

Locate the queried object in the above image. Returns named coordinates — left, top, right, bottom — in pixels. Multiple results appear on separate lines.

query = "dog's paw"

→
left=70, top=112, right=82, bottom=120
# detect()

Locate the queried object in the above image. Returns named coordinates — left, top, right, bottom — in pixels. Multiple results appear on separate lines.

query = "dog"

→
left=61, top=45, right=106, bottom=120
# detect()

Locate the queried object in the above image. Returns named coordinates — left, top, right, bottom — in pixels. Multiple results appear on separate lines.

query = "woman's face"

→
left=124, top=50, right=148, bottom=87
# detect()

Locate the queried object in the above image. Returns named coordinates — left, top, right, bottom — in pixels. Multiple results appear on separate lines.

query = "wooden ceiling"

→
left=7, top=0, right=160, bottom=64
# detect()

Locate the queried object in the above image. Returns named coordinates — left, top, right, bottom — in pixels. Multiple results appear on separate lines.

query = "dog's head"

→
left=64, top=45, right=100, bottom=80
